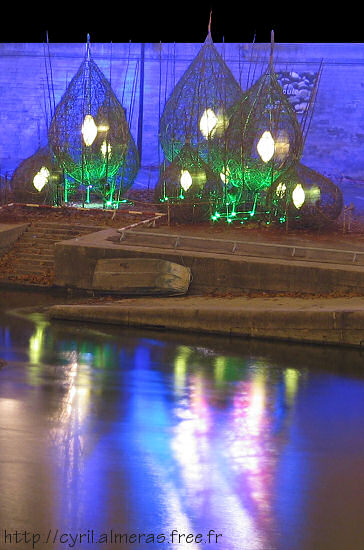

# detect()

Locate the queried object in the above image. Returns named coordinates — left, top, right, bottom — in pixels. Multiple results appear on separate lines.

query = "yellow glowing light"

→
left=97, top=123, right=110, bottom=132
left=274, top=131, right=290, bottom=161
left=101, top=140, right=112, bottom=157
left=174, top=345, right=191, bottom=394
left=275, top=182, right=286, bottom=198
left=180, top=170, right=193, bottom=191
left=309, top=186, right=321, bottom=203
left=285, top=368, right=300, bottom=405
left=81, top=114, right=98, bottom=146
left=199, top=108, right=218, bottom=139
left=29, top=321, right=48, bottom=364
left=220, top=166, right=230, bottom=184
left=257, top=131, right=275, bottom=163
left=292, top=183, right=305, bottom=209
left=33, top=166, right=50, bottom=192
left=214, top=356, right=226, bottom=385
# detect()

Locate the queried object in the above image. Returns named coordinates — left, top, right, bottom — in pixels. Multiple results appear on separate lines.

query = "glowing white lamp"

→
left=81, top=114, right=98, bottom=146
left=292, top=183, right=305, bottom=209
left=257, top=130, right=275, bottom=163
left=101, top=140, right=112, bottom=157
left=33, top=166, right=50, bottom=192
left=275, top=182, right=286, bottom=198
left=180, top=170, right=193, bottom=191
left=199, top=108, right=218, bottom=139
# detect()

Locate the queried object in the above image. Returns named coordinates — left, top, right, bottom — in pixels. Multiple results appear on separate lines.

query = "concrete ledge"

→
left=0, top=223, right=29, bottom=257
left=48, top=295, right=364, bottom=348
left=54, top=228, right=364, bottom=295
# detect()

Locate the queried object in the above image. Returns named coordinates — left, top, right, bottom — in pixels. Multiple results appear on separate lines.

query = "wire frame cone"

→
left=48, top=53, right=130, bottom=192
left=159, top=33, right=243, bottom=165
left=11, top=146, right=60, bottom=205
left=226, top=65, right=303, bottom=192
left=269, top=163, right=343, bottom=227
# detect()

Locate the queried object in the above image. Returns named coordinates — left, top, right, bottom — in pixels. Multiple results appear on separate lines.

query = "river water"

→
left=1, top=289, right=364, bottom=550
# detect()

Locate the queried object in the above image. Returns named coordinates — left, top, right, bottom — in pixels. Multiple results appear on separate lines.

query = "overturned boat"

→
left=92, top=257, right=191, bottom=296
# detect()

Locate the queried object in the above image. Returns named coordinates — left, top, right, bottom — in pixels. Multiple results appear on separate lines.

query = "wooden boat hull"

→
left=92, top=257, right=191, bottom=296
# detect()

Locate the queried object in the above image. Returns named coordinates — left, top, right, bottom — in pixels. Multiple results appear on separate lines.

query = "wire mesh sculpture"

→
left=225, top=33, right=303, bottom=200
left=159, top=26, right=243, bottom=168
left=154, top=142, right=222, bottom=223
left=10, top=146, right=62, bottom=205
left=48, top=42, right=134, bottom=204
left=268, top=163, right=343, bottom=227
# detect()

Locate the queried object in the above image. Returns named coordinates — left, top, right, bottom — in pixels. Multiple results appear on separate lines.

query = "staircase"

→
left=0, top=221, right=102, bottom=287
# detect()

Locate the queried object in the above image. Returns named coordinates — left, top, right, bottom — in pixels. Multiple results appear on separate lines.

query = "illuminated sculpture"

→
left=154, top=142, right=221, bottom=223
left=10, top=146, right=61, bottom=204
left=269, top=163, right=343, bottom=226
left=225, top=32, right=303, bottom=200
left=48, top=40, right=137, bottom=203
left=159, top=23, right=243, bottom=166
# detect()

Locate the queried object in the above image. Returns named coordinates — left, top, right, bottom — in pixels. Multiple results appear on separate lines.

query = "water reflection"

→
left=1, top=294, right=364, bottom=549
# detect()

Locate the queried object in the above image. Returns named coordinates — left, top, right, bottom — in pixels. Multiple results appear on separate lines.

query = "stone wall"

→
left=1, top=42, right=364, bottom=207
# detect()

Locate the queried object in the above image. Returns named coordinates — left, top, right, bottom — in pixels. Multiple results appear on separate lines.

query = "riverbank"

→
left=47, top=294, right=364, bottom=348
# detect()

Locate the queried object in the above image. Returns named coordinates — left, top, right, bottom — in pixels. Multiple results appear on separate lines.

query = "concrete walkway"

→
left=48, top=294, right=364, bottom=348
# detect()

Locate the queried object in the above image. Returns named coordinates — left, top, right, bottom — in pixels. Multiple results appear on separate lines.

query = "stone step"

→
left=19, top=235, right=66, bottom=245
left=11, top=257, right=54, bottom=267
left=13, top=246, right=55, bottom=255
left=28, top=226, right=97, bottom=236
left=12, top=252, right=54, bottom=261
left=31, top=222, right=103, bottom=232
left=2, top=265, right=53, bottom=275
left=0, top=276, right=51, bottom=287
left=0, top=222, right=101, bottom=287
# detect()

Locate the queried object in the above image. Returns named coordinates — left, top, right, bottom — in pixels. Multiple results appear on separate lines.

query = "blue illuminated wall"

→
left=1, top=42, right=364, bottom=208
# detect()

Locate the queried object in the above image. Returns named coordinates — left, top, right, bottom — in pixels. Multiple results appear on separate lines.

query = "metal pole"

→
left=137, top=43, right=145, bottom=161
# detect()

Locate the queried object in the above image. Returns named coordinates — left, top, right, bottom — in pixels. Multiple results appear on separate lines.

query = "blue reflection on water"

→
left=1, top=307, right=364, bottom=550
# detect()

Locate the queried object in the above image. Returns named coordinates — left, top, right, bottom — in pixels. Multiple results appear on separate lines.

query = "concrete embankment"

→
left=48, top=295, right=364, bottom=348
left=0, top=223, right=28, bottom=257
left=53, top=228, right=364, bottom=296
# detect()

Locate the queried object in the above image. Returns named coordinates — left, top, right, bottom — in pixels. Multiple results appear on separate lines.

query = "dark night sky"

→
left=3, top=1, right=361, bottom=43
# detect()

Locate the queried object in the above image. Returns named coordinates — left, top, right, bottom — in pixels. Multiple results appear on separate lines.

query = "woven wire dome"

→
left=269, top=163, right=343, bottom=227
left=159, top=32, right=243, bottom=166
left=225, top=58, right=303, bottom=194
left=11, top=146, right=61, bottom=205
left=154, top=142, right=222, bottom=223
left=48, top=49, right=131, bottom=200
